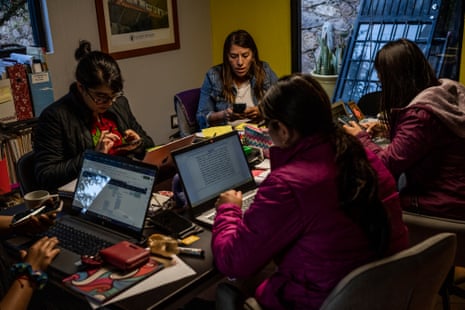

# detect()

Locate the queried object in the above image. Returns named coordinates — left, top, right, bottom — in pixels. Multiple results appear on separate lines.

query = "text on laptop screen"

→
left=174, top=133, right=253, bottom=208
left=72, top=151, right=156, bottom=233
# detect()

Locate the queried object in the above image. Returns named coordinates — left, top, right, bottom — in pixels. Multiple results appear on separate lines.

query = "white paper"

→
left=254, top=159, right=270, bottom=170
left=228, top=118, right=251, bottom=128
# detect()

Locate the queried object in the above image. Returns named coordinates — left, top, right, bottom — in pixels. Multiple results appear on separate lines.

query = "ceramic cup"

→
left=23, top=190, right=59, bottom=209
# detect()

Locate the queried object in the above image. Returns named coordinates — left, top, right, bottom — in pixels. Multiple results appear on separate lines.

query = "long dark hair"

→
left=74, top=40, right=123, bottom=92
left=260, top=74, right=390, bottom=257
left=374, top=38, right=440, bottom=136
left=221, top=30, right=267, bottom=103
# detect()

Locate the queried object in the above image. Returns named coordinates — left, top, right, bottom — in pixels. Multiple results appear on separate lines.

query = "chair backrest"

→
left=174, top=88, right=201, bottom=137
left=357, top=91, right=381, bottom=117
left=402, top=211, right=465, bottom=266
left=15, top=151, right=39, bottom=195
left=320, top=233, right=456, bottom=310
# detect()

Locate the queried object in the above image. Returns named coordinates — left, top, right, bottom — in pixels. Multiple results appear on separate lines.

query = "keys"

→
left=42, top=222, right=113, bottom=256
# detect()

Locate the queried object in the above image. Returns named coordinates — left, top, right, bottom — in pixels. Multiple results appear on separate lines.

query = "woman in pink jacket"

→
left=212, top=74, right=408, bottom=309
left=344, top=38, right=465, bottom=220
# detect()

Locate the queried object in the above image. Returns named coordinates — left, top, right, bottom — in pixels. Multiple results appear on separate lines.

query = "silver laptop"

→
left=171, top=131, right=257, bottom=227
left=6, top=150, right=157, bottom=275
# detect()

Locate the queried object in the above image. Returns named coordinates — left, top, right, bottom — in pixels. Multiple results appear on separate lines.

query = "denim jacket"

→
left=196, top=62, right=278, bottom=128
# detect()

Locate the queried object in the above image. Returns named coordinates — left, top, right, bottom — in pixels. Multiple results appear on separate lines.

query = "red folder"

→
left=0, top=158, right=10, bottom=194
left=6, top=64, right=33, bottom=120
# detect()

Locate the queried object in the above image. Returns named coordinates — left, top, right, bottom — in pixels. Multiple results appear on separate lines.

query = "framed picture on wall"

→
left=95, top=0, right=180, bottom=59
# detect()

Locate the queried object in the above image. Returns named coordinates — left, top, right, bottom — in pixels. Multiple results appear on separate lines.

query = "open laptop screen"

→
left=172, top=132, right=255, bottom=210
left=72, top=150, right=157, bottom=236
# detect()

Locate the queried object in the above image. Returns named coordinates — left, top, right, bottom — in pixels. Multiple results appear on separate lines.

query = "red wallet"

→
left=99, top=241, right=150, bottom=271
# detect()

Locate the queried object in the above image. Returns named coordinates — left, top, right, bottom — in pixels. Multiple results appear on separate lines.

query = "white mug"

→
left=23, top=190, right=59, bottom=209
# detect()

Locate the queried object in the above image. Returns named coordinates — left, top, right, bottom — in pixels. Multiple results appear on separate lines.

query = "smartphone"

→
left=11, top=199, right=63, bottom=227
left=114, top=139, right=141, bottom=149
left=149, top=209, right=196, bottom=238
left=233, top=103, right=246, bottom=114
left=337, top=115, right=352, bottom=126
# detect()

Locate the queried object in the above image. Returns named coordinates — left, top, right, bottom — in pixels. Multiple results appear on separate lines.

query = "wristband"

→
left=10, top=262, right=48, bottom=290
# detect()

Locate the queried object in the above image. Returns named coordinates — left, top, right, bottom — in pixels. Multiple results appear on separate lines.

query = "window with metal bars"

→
left=0, top=0, right=53, bottom=52
left=292, top=0, right=464, bottom=103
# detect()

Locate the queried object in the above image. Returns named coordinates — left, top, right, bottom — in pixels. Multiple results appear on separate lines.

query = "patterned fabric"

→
left=91, top=116, right=124, bottom=155
left=6, top=64, right=33, bottom=120
left=243, top=125, right=273, bottom=158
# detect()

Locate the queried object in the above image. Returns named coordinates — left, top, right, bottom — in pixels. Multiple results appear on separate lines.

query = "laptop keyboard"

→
left=242, top=194, right=254, bottom=209
left=206, top=193, right=256, bottom=221
left=41, top=222, right=113, bottom=256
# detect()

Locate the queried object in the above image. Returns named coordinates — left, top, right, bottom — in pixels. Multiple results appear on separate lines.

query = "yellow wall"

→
left=209, top=0, right=291, bottom=78
left=210, top=2, right=464, bottom=83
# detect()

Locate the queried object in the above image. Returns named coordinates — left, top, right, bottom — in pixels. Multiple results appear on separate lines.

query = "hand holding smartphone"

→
left=338, top=115, right=355, bottom=126
left=114, top=139, right=142, bottom=149
left=11, top=199, right=63, bottom=227
left=232, top=103, right=246, bottom=114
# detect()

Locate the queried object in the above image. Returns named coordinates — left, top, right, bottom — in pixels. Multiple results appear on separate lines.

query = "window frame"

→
left=291, top=0, right=464, bottom=103
left=28, top=0, right=53, bottom=53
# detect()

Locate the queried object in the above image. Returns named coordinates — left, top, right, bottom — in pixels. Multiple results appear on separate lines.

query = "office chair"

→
left=15, top=151, right=39, bottom=195
left=357, top=91, right=382, bottom=117
left=244, top=233, right=456, bottom=310
left=319, top=232, right=456, bottom=310
left=402, top=211, right=465, bottom=309
left=174, top=88, right=201, bottom=137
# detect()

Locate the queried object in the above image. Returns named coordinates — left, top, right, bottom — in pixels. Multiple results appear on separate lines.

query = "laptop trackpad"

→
left=51, top=248, right=82, bottom=276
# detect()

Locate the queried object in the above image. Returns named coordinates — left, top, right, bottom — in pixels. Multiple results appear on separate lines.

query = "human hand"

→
left=96, top=129, right=121, bottom=153
left=113, top=129, right=142, bottom=151
left=215, top=190, right=242, bottom=209
left=342, top=121, right=364, bottom=136
left=361, top=121, right=387, bottom=137
left=225, top=108, right=241, bottom=121
left=12, top=213, right=57, bottom=236
left=123, top=129, right=141, bottom=145
left=20, top=236, right=60, bottom=272
left=244, top=106, right=261, bottom=121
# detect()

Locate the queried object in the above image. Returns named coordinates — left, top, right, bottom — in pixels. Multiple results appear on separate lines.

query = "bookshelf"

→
left=0, top=46, right=54, bottom=203
left=0, top=118, right=37, bottom=197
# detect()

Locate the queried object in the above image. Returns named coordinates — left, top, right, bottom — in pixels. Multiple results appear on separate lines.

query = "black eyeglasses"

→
left=86, top=88, right=123, bottom=105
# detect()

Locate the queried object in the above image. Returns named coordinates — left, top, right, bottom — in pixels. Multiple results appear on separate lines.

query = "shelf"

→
left=0, top=118, right=38, bottom=132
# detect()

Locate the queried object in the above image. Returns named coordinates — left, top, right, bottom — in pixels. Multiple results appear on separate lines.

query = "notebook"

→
left=171, top=131, right=257, bottom=227
left=143, top=134, right=195, bottom=169
left=62, top=257, right=164, bottom=304
left=6, top=150, right=158, bottom=275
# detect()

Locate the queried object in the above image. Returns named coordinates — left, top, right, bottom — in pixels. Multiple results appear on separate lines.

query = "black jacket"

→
left=33, top=83, right=155, bottom=191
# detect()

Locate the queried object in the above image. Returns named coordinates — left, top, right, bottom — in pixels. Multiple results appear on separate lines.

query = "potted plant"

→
left=311, top=21, right=345, bottom=100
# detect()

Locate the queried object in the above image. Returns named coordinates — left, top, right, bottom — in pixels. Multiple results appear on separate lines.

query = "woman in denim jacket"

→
left=197, top=30, right=278, bottom=128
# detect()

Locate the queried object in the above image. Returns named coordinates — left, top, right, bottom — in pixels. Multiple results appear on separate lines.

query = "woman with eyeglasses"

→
left=34, top=40, right=154, bottom=191
left=212, top=74, right=408, bottom=309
